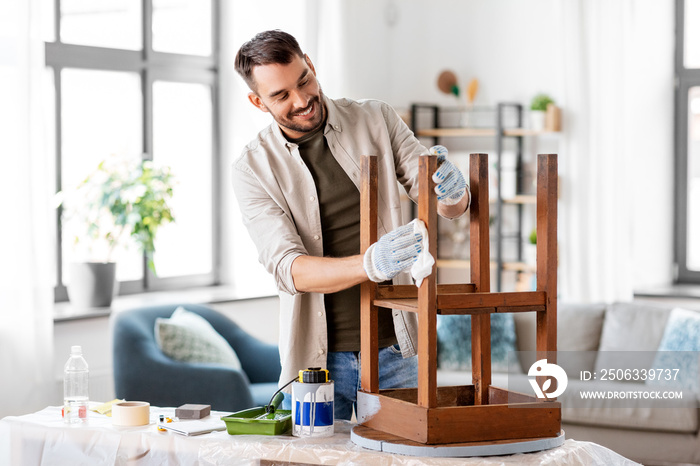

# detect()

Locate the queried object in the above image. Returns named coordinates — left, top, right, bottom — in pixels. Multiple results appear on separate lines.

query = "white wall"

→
left=337, top=0, right=564, bottom=110
left=625, top=2, right=675, bottom=290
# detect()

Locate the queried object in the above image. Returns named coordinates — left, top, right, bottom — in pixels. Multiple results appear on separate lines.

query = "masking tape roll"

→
left=112, top=401, right=150, bottom=426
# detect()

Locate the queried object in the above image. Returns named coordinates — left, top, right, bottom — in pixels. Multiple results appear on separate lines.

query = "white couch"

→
left=437, top=301, right=700, bottom=465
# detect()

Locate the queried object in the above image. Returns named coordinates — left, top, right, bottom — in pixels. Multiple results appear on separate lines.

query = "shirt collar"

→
left=270, top=122, right=294, bottom=150
left=323, top=94, right=342, bottom=135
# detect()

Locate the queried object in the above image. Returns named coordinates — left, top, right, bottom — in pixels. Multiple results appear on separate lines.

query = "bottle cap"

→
left=299, top=367, right=329, bottom=383
left=71, top=345, right=82, bottom=355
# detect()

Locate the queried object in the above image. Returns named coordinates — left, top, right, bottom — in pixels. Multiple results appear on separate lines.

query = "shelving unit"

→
left=410, top=103, right=558, bottom=291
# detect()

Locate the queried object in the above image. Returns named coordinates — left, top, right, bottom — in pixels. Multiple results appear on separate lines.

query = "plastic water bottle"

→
left=63, top=345, right=89, bottom=424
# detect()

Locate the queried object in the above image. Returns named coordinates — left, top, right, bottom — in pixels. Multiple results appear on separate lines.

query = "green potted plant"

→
left=57, top=155, right=175, bottom=308
left=530, top=93, right=555, bottom=131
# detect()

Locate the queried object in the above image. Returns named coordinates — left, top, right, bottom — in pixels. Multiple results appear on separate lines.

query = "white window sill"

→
left=53, top=285, right=276, bottom=323
left=634, top=283, right=700, bottom=299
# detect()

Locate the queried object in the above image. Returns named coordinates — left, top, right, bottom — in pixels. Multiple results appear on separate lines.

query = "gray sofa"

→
left=437, top=301, right=700, bottom=465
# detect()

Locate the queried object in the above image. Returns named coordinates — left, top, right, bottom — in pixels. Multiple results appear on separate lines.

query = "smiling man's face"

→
left=248, top=54, right=325, bottom=140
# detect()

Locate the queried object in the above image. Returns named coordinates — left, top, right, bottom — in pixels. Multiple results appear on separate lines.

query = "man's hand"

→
left=363, top=221, right=423, bottom=283
left=430, top=145, right=467, bottom=206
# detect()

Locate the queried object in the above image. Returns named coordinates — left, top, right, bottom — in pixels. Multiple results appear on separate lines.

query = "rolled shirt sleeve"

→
left=232, top=151, right=309, bottom=296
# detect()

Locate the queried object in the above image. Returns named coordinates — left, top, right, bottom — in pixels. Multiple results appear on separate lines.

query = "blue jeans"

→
left=282, top=344, right=418, bottom=420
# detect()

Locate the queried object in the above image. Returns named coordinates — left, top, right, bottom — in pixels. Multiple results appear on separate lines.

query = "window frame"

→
left=46, top=0, right=221, bottom=301
left=675, top=0, right=700, bottom=283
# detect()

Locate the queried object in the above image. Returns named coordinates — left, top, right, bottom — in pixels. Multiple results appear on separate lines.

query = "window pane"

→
left=152, top=0, right=212, bottom=56
left=42, top=0, right=55, bottom=42
left=688, top=86, right=700, bottom=270
left=61, top=0, right=141, bottom=50
left=60, top=69, right=143, bottom=283
left=152, top=81, right=213, bottom=277
left=685, top=0, right=700, bottom=68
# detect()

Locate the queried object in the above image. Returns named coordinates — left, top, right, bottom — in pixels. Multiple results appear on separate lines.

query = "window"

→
left=675, top=0, right=700, bottom=282
left=45, top=0, right=220, bottom=301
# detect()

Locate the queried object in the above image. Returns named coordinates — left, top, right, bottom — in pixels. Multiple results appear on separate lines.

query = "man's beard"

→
left=268, top=91, right=325, bottom=136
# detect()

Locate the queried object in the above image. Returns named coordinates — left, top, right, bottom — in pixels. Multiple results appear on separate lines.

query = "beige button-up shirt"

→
left=232, top=96, right=428, bottom=388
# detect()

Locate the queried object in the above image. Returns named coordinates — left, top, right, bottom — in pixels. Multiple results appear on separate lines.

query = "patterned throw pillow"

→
left=155, top=307, right=242, bottom=369
left=647, top=308, right=700, bottom=392
left=437, top=313, right=518, bottom=373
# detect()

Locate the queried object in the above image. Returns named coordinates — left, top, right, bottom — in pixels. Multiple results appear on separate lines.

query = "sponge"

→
left=175, top=404, right=211, bottom=419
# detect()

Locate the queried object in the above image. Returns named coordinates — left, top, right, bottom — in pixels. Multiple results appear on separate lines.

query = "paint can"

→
left=291, top=367, right=334, bottom=438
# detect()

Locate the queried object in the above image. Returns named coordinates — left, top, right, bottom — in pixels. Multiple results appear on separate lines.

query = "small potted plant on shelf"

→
left=529, top=93, right=554, bottom=131
left=56, top=155, right=175, bottom=309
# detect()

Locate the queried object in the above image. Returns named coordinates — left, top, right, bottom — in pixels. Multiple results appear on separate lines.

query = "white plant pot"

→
left=530, top=111, right=546, bottom=131
left=524, top=244, right=537, bottom=267
left=67, top=262, right=118, bottom=309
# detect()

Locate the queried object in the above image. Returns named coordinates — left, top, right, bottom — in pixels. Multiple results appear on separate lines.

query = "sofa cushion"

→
left=437, top=313, right=518, bottom=373
left=560, top=379, right=699, bottom=434
left=647, top=307, right=700, bottom=392
left=514, top=303, right=606, bottom=375
left=597, top=302, right=672, bottom=352
left=155, top=306, right=242, bottom=369
left=438, top=371, right=699, bottom=434
left=594, top=302, right=673, bottom=377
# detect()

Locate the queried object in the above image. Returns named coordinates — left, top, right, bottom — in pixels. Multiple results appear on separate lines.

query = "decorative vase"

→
left=67, top=262, right=118, bottom=309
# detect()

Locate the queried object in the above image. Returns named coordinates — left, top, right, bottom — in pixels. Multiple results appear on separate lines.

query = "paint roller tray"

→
left=221, top=407, right=292, bottom=435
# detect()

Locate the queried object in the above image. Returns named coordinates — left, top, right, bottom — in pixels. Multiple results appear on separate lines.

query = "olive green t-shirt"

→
left=293, top=123, right=397, bottom=352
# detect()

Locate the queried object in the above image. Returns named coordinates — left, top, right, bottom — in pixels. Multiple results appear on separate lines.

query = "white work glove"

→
left=363, top=220, right=424, bottom=282
left=429, top=145, right=467, bottom=206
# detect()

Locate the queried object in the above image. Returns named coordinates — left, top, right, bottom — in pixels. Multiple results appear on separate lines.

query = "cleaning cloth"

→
left=410, top=219, right=434, bottom=287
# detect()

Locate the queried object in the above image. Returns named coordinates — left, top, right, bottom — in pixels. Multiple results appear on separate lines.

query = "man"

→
left=233, top=30, right=469, bottom=419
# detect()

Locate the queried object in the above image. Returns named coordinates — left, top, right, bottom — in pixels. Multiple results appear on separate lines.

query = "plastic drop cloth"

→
left=0, top=405, right=640, bottom=466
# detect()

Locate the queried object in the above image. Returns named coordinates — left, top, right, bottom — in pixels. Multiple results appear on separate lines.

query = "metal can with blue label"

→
left=291, top=367, right=334, bottom=438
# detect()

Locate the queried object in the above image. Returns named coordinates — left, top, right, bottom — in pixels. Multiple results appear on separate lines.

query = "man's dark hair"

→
left=235, top=30, right=305, bottom=92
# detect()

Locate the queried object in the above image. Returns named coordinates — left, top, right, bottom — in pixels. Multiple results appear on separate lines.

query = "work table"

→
left=0, top=405, right=637, bottom=465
